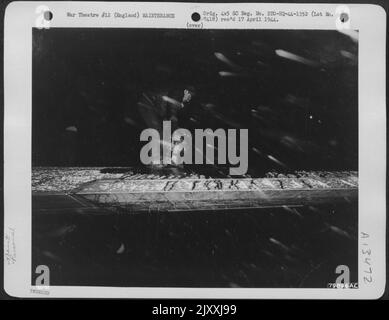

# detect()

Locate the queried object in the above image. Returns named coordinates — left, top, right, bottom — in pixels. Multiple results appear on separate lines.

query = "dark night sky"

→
left=32, top=28, right=358, bottom=176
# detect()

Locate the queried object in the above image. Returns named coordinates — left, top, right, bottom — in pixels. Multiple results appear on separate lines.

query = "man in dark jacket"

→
left=137, top=85, right=197, bottom=165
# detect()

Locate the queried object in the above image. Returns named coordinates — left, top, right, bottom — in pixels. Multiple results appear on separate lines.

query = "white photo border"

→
left=3, top=1, right=387, bottom=298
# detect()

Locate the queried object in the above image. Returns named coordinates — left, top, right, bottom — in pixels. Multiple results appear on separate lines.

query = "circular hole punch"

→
left=43, top=10, right=53, bottom=21
left=191, top=12, right=201, bottom=22
left=339, top=12, right=349, bottom=23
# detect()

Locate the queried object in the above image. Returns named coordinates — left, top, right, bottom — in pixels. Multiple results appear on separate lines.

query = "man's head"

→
left=182, top=86, right=196, bottom=104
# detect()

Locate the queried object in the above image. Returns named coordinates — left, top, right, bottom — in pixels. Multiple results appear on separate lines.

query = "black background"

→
left=32, top=28, right=358, bottom=177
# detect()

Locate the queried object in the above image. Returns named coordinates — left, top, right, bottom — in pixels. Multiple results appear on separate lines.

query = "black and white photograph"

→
left=31, top=27, right=359, bottom=288
left=2, top=2, right=386, bottom=300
